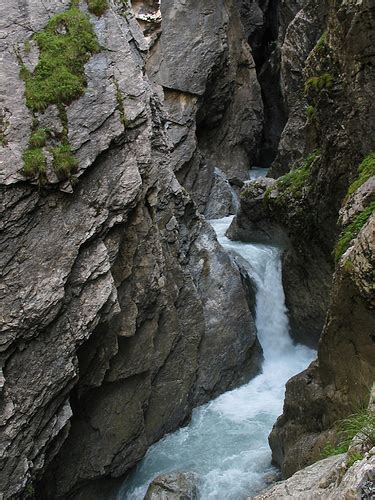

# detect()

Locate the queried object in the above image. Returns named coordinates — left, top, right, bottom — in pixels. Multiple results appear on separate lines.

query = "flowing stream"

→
left=117, top=216, right=315, bottom=500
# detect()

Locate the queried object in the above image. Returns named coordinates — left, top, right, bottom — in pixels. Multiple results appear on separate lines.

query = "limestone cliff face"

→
left=229, top=0, right=375, bottom=478
left=0, top=1, right=262, bottom=498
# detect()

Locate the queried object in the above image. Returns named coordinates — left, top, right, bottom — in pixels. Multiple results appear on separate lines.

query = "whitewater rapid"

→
left=117, top=216, right=315, bottom=500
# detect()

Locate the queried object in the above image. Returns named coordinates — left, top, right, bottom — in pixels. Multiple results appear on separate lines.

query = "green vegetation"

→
left=51, top=144, right=78, bottom=178
left=86, top=0, right=109, bottom=16
left=335, top=202, right=375, bottom=261
left=21, top=6, right=100, bottom=112
left=306, top=105, right=316, bottom=121
left=19, top=5, right=102, bottom=182
left=347, top=153, right=375, bottom=197
left=346, top=452, right=364, bottom=467
left=22, top=148, right=47, bottom=177
left=24, top=40, right=31, bottom=54
left=316, top=31, right=327, bottom=52
left=29, top=128, right=48, bottom=148
left=273, top=150, right=320, bottom=199
left=322, top=409, right=375, bottom=460
left=305, top=73, right=334, bottom=94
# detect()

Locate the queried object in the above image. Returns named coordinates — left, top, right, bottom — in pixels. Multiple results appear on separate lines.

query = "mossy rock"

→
left=335, top=201, right=375, bottom=262
left=346, top=153, right=375, bottom=198
left=22, top=6, right=101, bottom=112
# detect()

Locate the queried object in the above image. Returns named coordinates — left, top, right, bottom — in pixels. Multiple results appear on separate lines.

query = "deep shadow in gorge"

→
left=239, top=0, right=287, bottom=167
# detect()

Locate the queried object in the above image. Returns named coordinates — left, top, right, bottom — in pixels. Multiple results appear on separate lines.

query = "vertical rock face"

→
left=0, top=1, right=262, bottom=498
left=147, top=0, right=264, bottom=216
left=243, top=0, right=375, bottom=478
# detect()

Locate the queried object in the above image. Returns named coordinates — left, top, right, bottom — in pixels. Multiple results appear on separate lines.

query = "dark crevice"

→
left=240, top=0, right=287, bottom=167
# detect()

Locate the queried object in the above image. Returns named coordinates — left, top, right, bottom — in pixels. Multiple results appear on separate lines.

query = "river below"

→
left=117, top=216, right=315, bottom=499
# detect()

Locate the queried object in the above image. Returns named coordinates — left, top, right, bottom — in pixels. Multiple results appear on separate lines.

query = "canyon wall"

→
left=229, top=0, right=375, bottom=478
left=0, top=1, right=263, bottom=498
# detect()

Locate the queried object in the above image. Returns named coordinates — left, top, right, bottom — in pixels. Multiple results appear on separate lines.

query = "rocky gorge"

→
left=0, top=0, right=374, bottom=499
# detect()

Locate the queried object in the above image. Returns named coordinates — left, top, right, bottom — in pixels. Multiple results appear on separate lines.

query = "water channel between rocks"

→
left=117, top=208, right=316, bottom=500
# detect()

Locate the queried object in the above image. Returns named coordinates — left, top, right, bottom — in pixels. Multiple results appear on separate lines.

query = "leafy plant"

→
left=346, top=452, right=364, bottom=468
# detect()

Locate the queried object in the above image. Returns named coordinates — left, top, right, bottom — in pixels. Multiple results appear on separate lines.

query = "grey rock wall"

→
left=0, top=1, right=262, bottom=498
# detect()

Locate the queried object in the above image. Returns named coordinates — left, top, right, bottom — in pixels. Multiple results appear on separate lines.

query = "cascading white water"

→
left=117, top=216, right=315, bottom=500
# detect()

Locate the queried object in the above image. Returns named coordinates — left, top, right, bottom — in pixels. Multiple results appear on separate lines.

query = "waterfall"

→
left=117, top=217, right=315, bottom=500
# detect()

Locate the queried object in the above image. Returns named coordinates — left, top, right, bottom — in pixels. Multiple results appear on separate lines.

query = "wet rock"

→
left=204, top=168, right=239, bottom=220
left=144, top=472, right=199, bottom=500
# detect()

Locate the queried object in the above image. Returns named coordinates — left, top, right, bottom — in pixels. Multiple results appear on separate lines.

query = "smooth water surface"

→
left=117, top=216, right=315, bottom=500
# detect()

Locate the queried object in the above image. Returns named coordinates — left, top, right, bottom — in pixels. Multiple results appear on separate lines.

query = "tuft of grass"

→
left=347, top=153, right=375, bottom=197
left=29, top=128, right=48, bottom=148
left=322, top=409, right=375, bottom=458
left=22, top=148, right=47, bottom=177
left=22, top=6, right=100, bottom=112
left=335, top=202, right=375, bottom=261
left=51, top=144, right=78, bottom=179
left=305, top=73, right=334, bottom=94
left=86, top=0, right=109, bottom=16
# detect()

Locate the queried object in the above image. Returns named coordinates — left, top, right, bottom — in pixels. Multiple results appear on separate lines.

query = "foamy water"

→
left=117, top=216, right=315, bottom=500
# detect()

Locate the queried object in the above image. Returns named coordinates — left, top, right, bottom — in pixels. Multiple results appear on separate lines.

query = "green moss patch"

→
left=20, top=5, right=102, bottom=183
left=22, top=6, right=100, bottom=112
left=86, top=0, right=109, bottom=16
left=275, top=150, right=320, bottom=199
left=347, top=153, right=375, bottom=197
left=335, top=202, right=375, bottom=261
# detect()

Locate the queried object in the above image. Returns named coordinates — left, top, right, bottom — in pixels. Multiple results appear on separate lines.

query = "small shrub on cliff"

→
left=346, top=153, right=375, bottom=198
left=335, top=202, right=375, bottom=262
